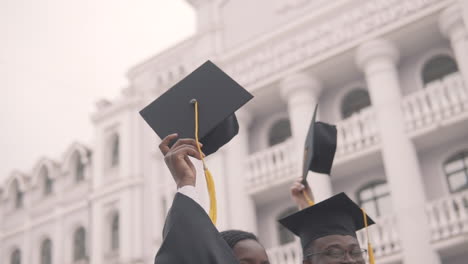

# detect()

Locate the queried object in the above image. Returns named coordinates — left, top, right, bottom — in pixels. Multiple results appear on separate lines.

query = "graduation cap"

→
left=140, top=60, right=253, bottom=225
left=300, top=104, right=337, bottom=206
left=140, top=60, right=253, bottom=156
left=279, top=192, right=376, bottom=262
left=302, top=104, right=337, bottom=179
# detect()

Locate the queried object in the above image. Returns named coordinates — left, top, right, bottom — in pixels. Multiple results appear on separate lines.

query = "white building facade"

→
left=1, top=0, right=468, bottom=263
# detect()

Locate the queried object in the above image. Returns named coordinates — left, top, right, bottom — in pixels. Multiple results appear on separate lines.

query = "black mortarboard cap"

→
left=278, top=192, right=375, bottom=251
left=302, top=104, right=337, bottom=180
left=140, top=60, right=253, bottom=156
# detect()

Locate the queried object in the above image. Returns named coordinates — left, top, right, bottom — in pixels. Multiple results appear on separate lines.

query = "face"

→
left=303, top=235, right=365, bottom=264
left=232, top=239, right=270, bottom=264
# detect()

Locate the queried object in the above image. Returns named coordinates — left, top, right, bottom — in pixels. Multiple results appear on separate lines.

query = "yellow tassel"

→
left=193, top=100, right=217, bottom=225
left=361, top=208, right=375, bottom=264
left=368, top=242, right=375, bottom=264
left=204, top=168, right=217, bottom=224
left=302, top=149, right=314, bottom=206
left=303, top=190, right=315, bottom=206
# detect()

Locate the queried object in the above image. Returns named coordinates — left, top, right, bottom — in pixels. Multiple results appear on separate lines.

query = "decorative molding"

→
left=222, top=0, right=449, bottom=87
left=439, top=4, right=466, bottom=38
left=275, top=0, right=310, bottom=13
left=279, top=73, right=322, bottom=100
left=91, top=97, right=143, bottom=124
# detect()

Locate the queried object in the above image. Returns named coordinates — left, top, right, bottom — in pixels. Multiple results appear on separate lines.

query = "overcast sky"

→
left=0, top=0, right=195, bottom=181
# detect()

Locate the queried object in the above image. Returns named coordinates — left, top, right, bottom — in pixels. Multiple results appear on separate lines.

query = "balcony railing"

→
left=427, top=189, right=468, bottom=242
left=356, top=214, right=401, bottom=257
left=335, top=107, right=379, bottom=158
left=245, top=139, right=298, bottom=192
left=246, top=72, right=467, bottom=192
left=403, top=72, right=468, bottom=133
left=267, top=241, right=302, bottom=264
left=265, top=190, right=468, bottom=264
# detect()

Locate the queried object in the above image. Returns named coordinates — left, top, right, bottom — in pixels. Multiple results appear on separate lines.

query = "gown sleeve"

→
left=154, top=192, right=239, bottom=264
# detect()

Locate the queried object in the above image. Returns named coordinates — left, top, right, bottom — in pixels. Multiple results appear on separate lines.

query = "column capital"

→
left=356, top=39, right=400, bottom=72
left=280, top=72, right=322, bottom=101
left=439, top=4, right=467, bottom=40
left=235, top=108, right=253, bottom=128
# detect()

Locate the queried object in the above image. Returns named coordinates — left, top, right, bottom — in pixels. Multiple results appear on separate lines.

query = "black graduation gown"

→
left=154, top=192, right=239, bottom=264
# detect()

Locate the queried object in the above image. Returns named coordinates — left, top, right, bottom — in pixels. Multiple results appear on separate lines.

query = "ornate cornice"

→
left=221, top=0, right=451, bottom=89
left=439, top=4, right=466, bottom=38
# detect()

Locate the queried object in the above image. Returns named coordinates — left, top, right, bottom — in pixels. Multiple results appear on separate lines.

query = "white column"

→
left=90, top=202, right=103, bottom=264
left=459, top=0, right=468, bottom=37
left=356, top=39, right=441, bottom=264
left=439, top=4, right=468, bottom=83
left=54, top=208, right=64, bottom=264
left=280, top=73, right=332, bottom=202
left=224, top=109, right=257, bottom=233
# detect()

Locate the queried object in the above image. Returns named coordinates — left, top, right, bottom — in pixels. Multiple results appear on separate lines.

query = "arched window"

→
left=276, top=207, right=298, bottom=245
left=41, top=168, right=53, bottom=196
left=357, top=181, right=392, bottom=217
left=268, top=118, right=292, bottom=146
left=341, top=89, right=371, bottom=119
left=111, top=213, right=119, bottom=251
left=75, top=154, right=85, bottom=182
left=422, top=55, right=458, bottom=85
left=110, top=135, right=120, bottom=168
left=40, top=238, right=52, bottom=264
left=11, top=248, right=21, bottom=264
left=13, top=180, right=23, bottom=209
left=444, top=150, right=468, bottom=193
left=73, top=227, right=86, bottom=261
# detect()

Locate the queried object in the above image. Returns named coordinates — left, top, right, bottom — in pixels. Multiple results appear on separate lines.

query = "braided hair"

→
left=220, top=229, right=259, bottom=249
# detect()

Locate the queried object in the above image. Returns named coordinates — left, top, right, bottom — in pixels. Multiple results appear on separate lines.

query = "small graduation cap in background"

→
left=301, top=104, right=337, bottom=205
left=284, top=105, right=376, bottom=262
left=279, top=192, right=376, bottom=263
left=140, top=60, right=253, bottom=225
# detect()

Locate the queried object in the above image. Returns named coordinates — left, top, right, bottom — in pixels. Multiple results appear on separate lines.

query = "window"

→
left=422, top=55, right=458, bottom=85
left=357, top=181, right=392, bottom=217
left=73, top=227, right=86, bottom=261
left=110, top=135, right=120, bottom=168
left=111, top=213, right=119, bottom=251
left=276, top=207, right=298, bottom=245
left=341, top=89, right=371, bottom=119
left=75, top=155, right=85, bottom=182
left=11, top=248, right=21, bottom=264
left=444, top=151, right=468, bottom=193
left=13, top=180, right=23, bottom=209
left=41, top=168, right=53, bottom=196
left=268, top=118, right=292, bottom=146
left=40, top=238, right=52, bottom=264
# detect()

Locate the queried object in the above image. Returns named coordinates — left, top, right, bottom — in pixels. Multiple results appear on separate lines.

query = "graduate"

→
left=220, top=230, right=270, bottom=264
left=280, top=105, right=376, bottom=264
left=140, top=60, right=256, bottom=263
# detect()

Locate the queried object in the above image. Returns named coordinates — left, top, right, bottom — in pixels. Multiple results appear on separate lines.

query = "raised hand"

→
left=159, top=133, right=204, bottom=188
left=290, top=177, right=314, bottom=210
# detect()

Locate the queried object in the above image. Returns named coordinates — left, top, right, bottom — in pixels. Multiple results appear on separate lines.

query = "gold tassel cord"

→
left=361, top=208, right=375, bottom=264
left=302, top=148, right=315, bottom=206
left=193, top=100, right=217, bottom=225
left=303, top=190, right=315, bottom=206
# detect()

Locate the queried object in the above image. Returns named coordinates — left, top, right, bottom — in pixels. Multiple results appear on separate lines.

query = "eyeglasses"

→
left=304, top=248, right=367, bottom=260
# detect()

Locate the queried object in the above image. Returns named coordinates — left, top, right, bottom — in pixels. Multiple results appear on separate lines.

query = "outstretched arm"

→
left=290, top=177, right=314, bottom=210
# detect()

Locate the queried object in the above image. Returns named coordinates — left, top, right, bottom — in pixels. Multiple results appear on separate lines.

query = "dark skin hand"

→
left=159, top=133, right=204, bottom=188
left=290, top=177, right=315, bottom=210
left=232, top=239, right=270, bottom=264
